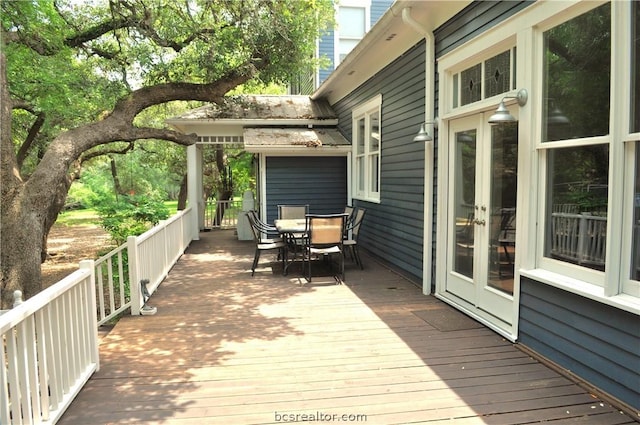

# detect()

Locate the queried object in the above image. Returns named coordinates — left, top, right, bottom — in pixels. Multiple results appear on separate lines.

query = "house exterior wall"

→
left=326, top=0, right=638, bottom=412
left=519, top=278, right=640, bottom=410
left=333, top=40, right=427, bottom=282
left=431, top=0, right=638, bottom=411
left=317, top=0, right=394, bottom=91
left=264, top=156, right=347, bottom=223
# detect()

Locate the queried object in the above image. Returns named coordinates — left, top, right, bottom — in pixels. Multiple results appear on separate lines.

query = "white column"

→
left=187, top=144, right=202, bottom=241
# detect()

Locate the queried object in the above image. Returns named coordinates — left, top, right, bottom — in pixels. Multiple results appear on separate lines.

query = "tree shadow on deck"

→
left=59, top=229, right=635, bottom=424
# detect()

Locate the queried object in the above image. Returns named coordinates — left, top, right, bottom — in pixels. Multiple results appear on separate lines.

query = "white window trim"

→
left=437, top=0, right=639, bottom=314
left=352, top=94, right=381, bottom=203
left=334, top=0, right=371, bottom=68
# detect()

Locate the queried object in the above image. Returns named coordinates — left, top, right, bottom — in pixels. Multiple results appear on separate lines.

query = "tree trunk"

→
left=177, top=174, right=187, bottom=210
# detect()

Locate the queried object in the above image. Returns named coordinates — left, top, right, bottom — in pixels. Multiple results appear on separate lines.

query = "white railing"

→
left=129, top=207, right=193, bottom=315
left=1, top=207, right=195, bottom=424
left=1, top=261, right=99, bottom=425
left=550, top=212, right=607, bottom=267
left=205, top=199, right=241, bottom=229
left=95, top=243, right=129, bottom=326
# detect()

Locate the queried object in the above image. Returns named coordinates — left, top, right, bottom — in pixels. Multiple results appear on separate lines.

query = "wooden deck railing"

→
left=128, top=207, right=193, bottom=315
left=0, top=207, right=195, bottom=424
left=1, top=261, right=98, bottom=425
left=204, top=198, right=241, bottom=229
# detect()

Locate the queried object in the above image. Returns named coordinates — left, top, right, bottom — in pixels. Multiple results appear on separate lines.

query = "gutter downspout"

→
left=402, top=7, right=436, bottom=296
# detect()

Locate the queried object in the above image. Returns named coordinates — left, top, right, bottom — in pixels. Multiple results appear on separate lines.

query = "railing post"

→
left=12, top=290, right=23, bottom=308
left=128, top=235, right=142, bottom=315
left=79, top=260, right=99, bottom=370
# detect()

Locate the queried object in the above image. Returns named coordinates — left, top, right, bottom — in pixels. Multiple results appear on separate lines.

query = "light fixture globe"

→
left=488, top=101, right=516, bottom=124
left=412, top=124, right=432, bottom=142
left=488, top=88, right=528, bottom=125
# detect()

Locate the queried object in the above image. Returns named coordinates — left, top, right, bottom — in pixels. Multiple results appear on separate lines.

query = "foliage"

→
left=97, top=194, right=169, bottom=245
left=1, top=0, right=335, bottom=308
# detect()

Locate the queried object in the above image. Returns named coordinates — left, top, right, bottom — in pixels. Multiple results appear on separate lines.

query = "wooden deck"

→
left=58, top=230, right=636, bottom=425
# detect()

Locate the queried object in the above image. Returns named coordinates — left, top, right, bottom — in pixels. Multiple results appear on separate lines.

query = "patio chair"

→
left=304, top=213, right=348, bottom=283
left=278, top=204, right=309, bottom=219
left=247, top=211, right=286, bottom=276
left=343, top=207, right=366, bottom=269
left=247, top=210, right=282, bottom=243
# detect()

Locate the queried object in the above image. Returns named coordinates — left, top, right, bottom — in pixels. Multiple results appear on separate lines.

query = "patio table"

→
left=274, top=218, right=307, bottom=274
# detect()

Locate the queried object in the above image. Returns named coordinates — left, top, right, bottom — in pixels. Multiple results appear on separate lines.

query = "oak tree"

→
left=1, top=0, right=333, bottom=308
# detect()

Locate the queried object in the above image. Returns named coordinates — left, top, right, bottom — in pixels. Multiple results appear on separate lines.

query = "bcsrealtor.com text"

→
left=274, top=411, right=368, bottom=422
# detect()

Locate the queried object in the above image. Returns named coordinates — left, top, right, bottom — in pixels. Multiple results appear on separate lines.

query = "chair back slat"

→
left=278, top=204, right=309, bottom=219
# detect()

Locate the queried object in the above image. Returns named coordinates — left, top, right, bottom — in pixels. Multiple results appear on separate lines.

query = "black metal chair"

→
left=247, top=210, right=282, bottom=244
left=303, top=213, right=348, bottom=283
left=343, top=207, right=366, bottom=269
left=247, top=211, right=286, bottom=276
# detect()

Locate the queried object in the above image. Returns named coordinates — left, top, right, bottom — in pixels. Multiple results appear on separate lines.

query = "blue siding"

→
left=318, top=0, right=394, bottom=88
left=333, top=41, right=427, bottom=282
left=265, top=156, right=347, bottom=223
left=519, top=278, right=640, bottom=410
left=435, top=1, right=534, bottom=56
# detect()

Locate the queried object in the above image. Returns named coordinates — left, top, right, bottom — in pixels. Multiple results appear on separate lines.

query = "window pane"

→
left=460, top=64, right=481, bottom=106
left=484, top=50, right=511, bottom=98
left=357, top=118, right=365, bottom=154
left=339, top=39, right=359, bottom=62
left=542, top=4, right=611, bottom=142
left=632, top=143, right=640, bottom=280
left=339, top=7, right=365, bottom=38
left=370, top=113, right=379, bottom=153
left=633, top=1, right=640, bottom=133
left=369, top=153, right=379, bottom=194
left=357, top=157, right=364, bottom=193
left=545, top=145, right=609, bottom=271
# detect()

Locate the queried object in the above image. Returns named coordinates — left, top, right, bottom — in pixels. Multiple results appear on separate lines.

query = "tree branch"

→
left=16, top=112, right=46, bottom=169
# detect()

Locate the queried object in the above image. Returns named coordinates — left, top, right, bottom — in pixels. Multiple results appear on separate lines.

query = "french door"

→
left=442, top=113, right=518, bottom=331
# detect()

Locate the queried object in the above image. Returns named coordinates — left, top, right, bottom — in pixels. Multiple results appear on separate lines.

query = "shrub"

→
left=97, top=194, right=170, bottom=245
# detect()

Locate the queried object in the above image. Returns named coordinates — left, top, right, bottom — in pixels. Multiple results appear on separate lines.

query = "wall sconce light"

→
left=488, top=89, right=528, bottom=124
left=413, top=119, right=438, bottom=142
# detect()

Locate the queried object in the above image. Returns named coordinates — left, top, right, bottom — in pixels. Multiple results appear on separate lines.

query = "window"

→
left=533, top=2, right=640, bottom=303
left=336, top=1, right=369, bottom=67
left=353, top=95, right=381, bottom=202
left=539, top=4, right=611, bottom=282
left=452, top=49, right=515, bottom=108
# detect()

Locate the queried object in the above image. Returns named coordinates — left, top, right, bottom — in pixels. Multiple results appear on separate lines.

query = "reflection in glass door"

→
left=453, top=130, right=477, bottom=280
left=486, top=123, right=517, bottom=295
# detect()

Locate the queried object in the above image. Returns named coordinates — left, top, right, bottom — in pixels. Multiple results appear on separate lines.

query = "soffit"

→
left=312, top=0, right=472, bottom=104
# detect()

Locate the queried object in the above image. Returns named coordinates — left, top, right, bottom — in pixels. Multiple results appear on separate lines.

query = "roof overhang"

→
left=243, top=128, right=351, bottom=155
left=312, top=0, right=472, bottom=104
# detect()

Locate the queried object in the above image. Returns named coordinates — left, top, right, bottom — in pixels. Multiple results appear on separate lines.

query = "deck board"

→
left=58, top=230, right=637, bottom=424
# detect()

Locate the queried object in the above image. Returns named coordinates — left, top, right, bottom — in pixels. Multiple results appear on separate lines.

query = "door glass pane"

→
left=545, top=145, right=609, bottom=271
left=542, top=3, right=611, bottom=142
left=454, top=130, right=477, bottom=278
left=487, top=123, right=517, bottom=295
